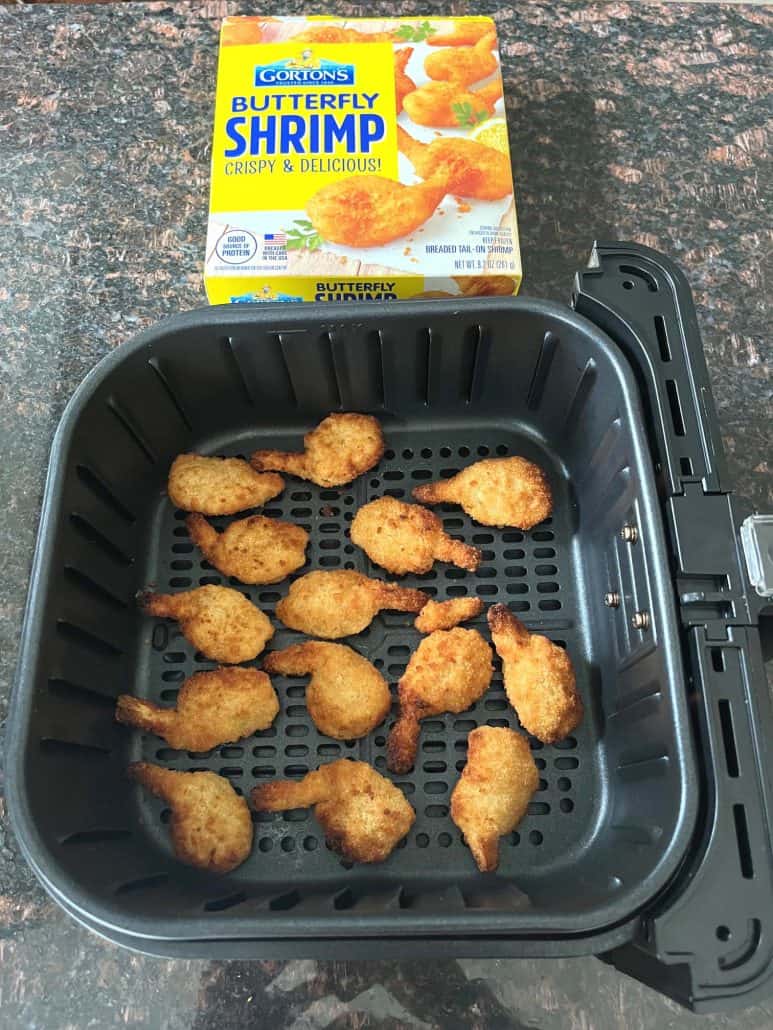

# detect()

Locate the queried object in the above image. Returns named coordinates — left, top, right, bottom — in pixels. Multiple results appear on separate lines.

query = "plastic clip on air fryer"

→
left=574, top=241, right=773, bottom=1014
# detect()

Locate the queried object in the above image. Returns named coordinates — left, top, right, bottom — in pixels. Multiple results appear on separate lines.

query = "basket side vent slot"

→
left=333, top=887, right=356, bottom=910
left=106, top=397, right=157, bottom=463
left=40, top=738, right=111, bottom=759
left=466, top=323, right=489, bottom=403
left=372, top=329, right=386, bottom=408
left=146, top=358, right=193, bottom=430
left=563, top=359, right=597, bottom=438
left=61, top=828, right=131, bottom=845
left=75, top=465, right=136, bottom=523
left=56, top=619, right=123, bottom=657
left=69, top=513, right=133, bottom=568
left=204, top=891, right=248, bottom=912
left=330, top=328, right=385, bottom=410
left=378, top=325, right=431, bottom=407
left=527, top=331, right=558, bottom=410
left=115, top=874, right=169, bottom=895
left=453, top=323, right=479, bottom=404
left=278, top=330, right=341, bottom=411
left=222, top=337, right=257, bottom=407
left=269, top=889, right=300, bottom=911
left=420, top=327, right=433, bottom=405
left=323, top=330, right=344, bottom=410
left=48, top=677, right=118, bottom=708
left=63, top=566, right=128, bottom=610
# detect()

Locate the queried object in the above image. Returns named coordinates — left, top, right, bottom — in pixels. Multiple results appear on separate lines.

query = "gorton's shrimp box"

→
left=204, top=16, right=521, bottom=304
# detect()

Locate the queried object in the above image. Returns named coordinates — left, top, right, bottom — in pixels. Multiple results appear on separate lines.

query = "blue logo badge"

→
left=254, top=51, right=355, bottom=88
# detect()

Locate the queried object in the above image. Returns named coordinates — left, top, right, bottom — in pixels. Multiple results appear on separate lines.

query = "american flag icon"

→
left=264, top=232, right=287, bottom=245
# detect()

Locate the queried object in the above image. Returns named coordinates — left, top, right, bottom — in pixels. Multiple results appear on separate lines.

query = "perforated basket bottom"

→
left=131, top=422, right=600, bottom=895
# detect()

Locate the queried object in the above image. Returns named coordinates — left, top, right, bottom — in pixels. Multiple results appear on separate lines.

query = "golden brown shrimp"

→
left=451, top=726, right=539, bottom=871
left=186, top=513, right=308, bottom=585
left=168, top=454, right=284, bottom=516
left=402, top=79, right=502, bottom=129
left=394, top=47, right=416, bottom=113
left=276, top=569, right=428, bottom=639
left=397, top=125, right=512, bottom=201
left=307, top=175, right=448, bottom=248
left=454, top=275, right=517, bottom=297
left=263, top=642, right=391, bottom=741
left=291, top=25, right=395, bottom=43
left=350, top=496, right=481, bottom=575
left=387, top=628, right=493, bottom=774
left=427, top=20, right=495, bottom=47
left=129, top=764, right=252, bottom=873
left=414, top=597, right=484, bottom=633
left=488, top=605, right=583, bottom=744
left=221, top=17, right=264, bottom=47
left=252, top=760, right=414, bottom=864
left=139, top=586, right=273, bottom=664
left=424, top=31, right=498, bottom=87
left=413, top=456, right=552, bottom=530
left=116, top=667, right=278, bottom=751
left=252, top=413, right=384, bottom=488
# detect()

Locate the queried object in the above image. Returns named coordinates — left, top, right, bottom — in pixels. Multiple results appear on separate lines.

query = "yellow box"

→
left=205, top=16, right=521, bottom=304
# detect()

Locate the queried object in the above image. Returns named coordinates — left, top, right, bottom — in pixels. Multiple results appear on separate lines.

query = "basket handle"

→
left=575, top=241, right=773, bottom=1011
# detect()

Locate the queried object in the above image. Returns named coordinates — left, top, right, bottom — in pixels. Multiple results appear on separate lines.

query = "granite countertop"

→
left=0, top=2, right=771, bottom=1028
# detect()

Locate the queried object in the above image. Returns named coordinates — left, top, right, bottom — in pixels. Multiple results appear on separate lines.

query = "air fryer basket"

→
left=8, top=244, right=771, bottom=1012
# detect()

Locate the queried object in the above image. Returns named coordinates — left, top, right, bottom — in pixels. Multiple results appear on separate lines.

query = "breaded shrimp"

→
left=397, top=125, right=512, bottom=201
left=140, top=585, right=273, bottom=664
left=168, top=454, right=284, bottom=516
left=307, top=175, right=448, bottom=248
left=414, top=596, right=484, bottom=633
left=350, top=496, right=481, bottom=575
left=116, top=667, right=279, bottom=751
left=291, top=25, right=395, bottom=43
left=276, top=570, right=428, bottom=639
left=413, top=456, right=552, bottom=530
left=427, top=20, right=495, bottom=47
left=221, top=17, right=264, bottom=46
left=424, top=30, right=497, bottom=86
left=454, top=275, right=516, bottom=296
left=387, top=628, right=493, bottom=774
left=263, top=642, right=390, bottom=740
left=488, top=604, right=582, bottom=743
left=252, top=413, right=384, bottom=488
left=129, top=763, right=252, bottom=873
left=252, top=759, right=415, bottom=863
left=394, top=47, right=416, bottom=113
left=451, top=726, right=539, bottom=871
left=402, top=78, right=502, bottom=129
left=186, top=513, right=308, bottom=585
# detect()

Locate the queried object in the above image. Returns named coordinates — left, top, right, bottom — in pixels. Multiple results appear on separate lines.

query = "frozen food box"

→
left=204, top=16, right=521, bottom=303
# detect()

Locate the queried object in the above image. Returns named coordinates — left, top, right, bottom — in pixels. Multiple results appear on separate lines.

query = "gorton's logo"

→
left=254, top=51, right=356, bottom=87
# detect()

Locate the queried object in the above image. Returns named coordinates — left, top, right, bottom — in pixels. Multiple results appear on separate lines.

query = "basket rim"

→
left=6, top=296, right=698, bottom=945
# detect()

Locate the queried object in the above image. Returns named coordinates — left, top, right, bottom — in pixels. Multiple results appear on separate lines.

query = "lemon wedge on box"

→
left=471, top=117, right=510, bottom=154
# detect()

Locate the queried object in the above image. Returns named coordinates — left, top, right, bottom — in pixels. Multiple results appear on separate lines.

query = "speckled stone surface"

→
left=0, top=2, right=771, bottom=1028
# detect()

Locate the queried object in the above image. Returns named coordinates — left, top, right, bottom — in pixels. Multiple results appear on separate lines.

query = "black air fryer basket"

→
left=7, top=244, right=772, bottom=1013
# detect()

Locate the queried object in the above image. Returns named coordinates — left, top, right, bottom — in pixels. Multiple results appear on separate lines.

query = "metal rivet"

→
left=621, top=525, right=639, bottom=543
left=631, top=610, right=650, bottom=630
left=604, top=592, right=620, bottom=608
